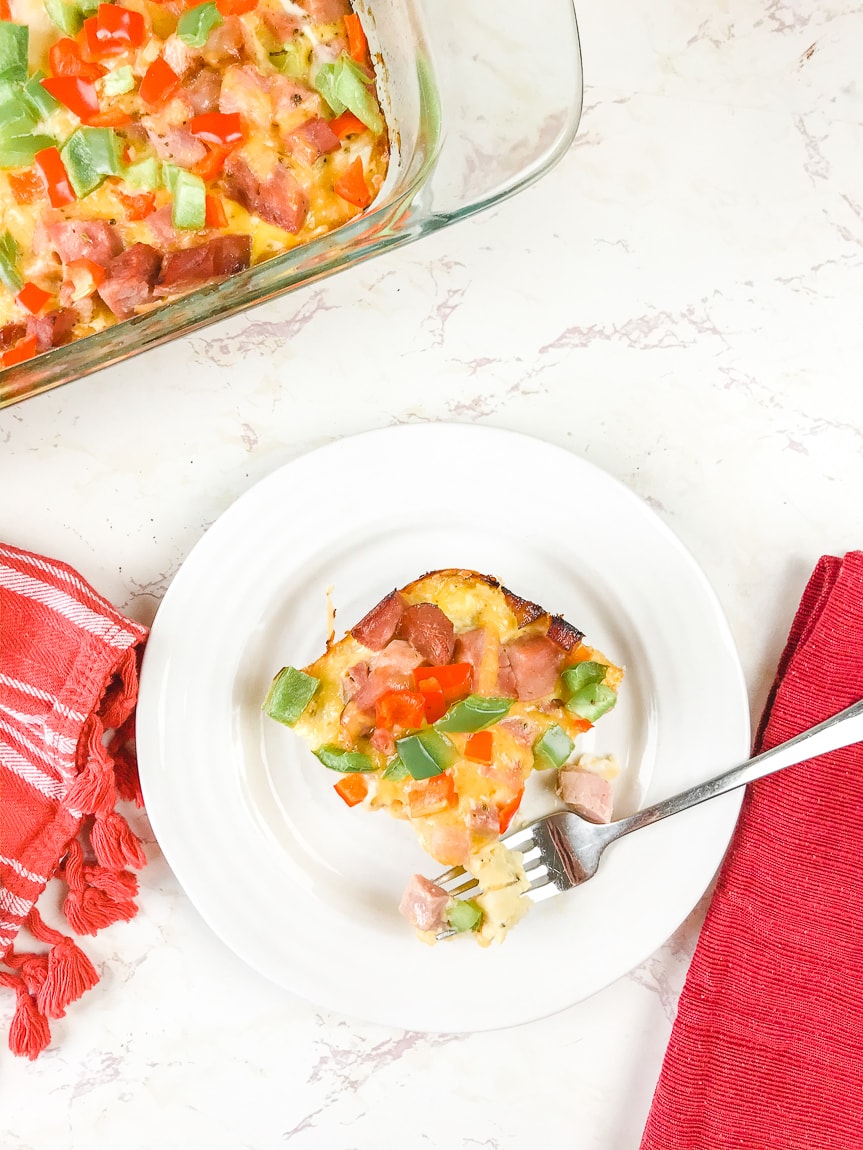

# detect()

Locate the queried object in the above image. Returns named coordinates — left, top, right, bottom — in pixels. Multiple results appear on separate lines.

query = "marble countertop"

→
left=2, top=0, right=862, bottom=1146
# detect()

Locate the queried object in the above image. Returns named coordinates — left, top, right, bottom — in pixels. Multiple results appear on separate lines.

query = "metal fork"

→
left=435, top=697, right=863, bottom=923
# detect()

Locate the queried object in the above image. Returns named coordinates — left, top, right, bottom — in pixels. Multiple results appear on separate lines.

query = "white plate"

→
left=136, top=424, right=750, bottom=1032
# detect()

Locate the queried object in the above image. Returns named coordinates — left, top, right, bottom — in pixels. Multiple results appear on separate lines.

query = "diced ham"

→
left=547, top=615, right=584, bottom=651
left=97, top=243, right=162, bottom=319
left=453, top=627, right=485, bottom=688
left=0, top=321, right=26, bottom=350
left=397, top=603, right=455, bottom=665
left=497, top=716, right=540, bottom=747
left=146, top=205, right=187, bottom=251
left=25, top=307, right=77, bottom=351
left=223, top=152, right=309, bottom=233
left=504, top=634, right=565, bottom=700
left=285, top=116, right=340, bottom=165
left=219, top=63, right=272, bottom=121
left=398, top=874, right=450, bottom=933
left=298, top=0, right=350, bottom=21
left=163, top=32, right=200, bottom=78
left=339, top=699, right=374, bottom=741
left=143, top=122, right=207, bottom=167
left=201, top=16, right=249, bottom=66
left=155, top=235, right=252, bottom=295
left=351, top=590, right=406, bottom=651
left=340, top=661, right=369, bottom=702
left=47, top=220, right=121, bottom=268
left=467, top=804, right=500, bottom=840
left=496, top=647, right=518, bottom=697
left=370, top=727, right=395, bottom=756
left=558, top=768, right=613, bottom=824
left=259, top=1, right=301, bottom=42
left=180, top=67, right=223, bottom=115
left=351, top=640, right=424, bottom=711
left=426, top=824, right=470, bottom=867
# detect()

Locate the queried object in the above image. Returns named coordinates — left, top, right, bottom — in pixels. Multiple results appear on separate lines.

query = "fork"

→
left=434, top=697, right=863, bottom=926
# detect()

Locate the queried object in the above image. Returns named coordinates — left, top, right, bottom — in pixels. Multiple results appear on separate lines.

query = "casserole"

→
left=0, top=0, right=583, bottom=407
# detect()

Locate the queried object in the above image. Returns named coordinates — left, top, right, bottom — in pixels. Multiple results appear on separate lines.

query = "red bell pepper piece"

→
left=375, top=689, right=426, bottom=732
left=204, top=194, right=228, bottom=228
left=16, top=283, right=52, bottom=316
left=333, top=157, right=371, bottom=208
left=48, top=37, right=106, bottom=80
left=333, top=773, right=368, bottom=808
left=34, top=147, right=76, bottom=207
left=114, top=188, right=156, bottom=221
left=0, top=0, right=10, bottom=20
left=86, top=107, right=133, bottom=128
left=328, top=110, right=365, bottom=140
left=497, top=787, right=524, bottom=835
left=193, top=143, right=232, bottom=182
left=415, top=676, right=447, bottom=724
left=413, top=662, right=472, bottom=703
left=8, top=169, right=44, bottom=205
left=464, top=730, right=493, bottom=765
left=41, top=75, right=101, bottom=122
left=138, top=57, right=181, bottom=107
left=343, top=13, right=368, bottom=62
left=83, top=5, right=146, bottom=58
left=407, top=773, right=456, bottom=818
left=189, top=112, right=244, bottom=147
left=215, top=0, right=257, bottom=14
left=2, top=335, right=39, bottom=368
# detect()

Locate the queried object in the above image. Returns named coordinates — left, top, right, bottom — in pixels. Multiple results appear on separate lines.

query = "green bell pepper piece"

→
left=0, top=133, right=54, bottom=169
left=382, top=757, right=410, bottom=781
left=446, top=898, right=482, bottom=933
left=314, top=56, right=384, bottom=135
left=270, top=39, right=309, bottom=80
left=171, top=168, right=205, bottom=229
left=566, top=683, right=617, bottom=722
left=44, top=0, right=85, bottom=35
left=0, top=230, right=22, bottom=293
left=177, top=1, right=223, bottom=48
left=102, top=64, right=135, bottom=97
left=0, top=23, right=28, bottom=83
left=314, top=744, right=376, bottom=773
left=395, top=729, right=455, bottom=780
left=124, top=156, right=161, bottom=190
left=263, top=666, right=320, bottom=726
left=435, top=695, right=513, bottom=733
left=533, top=724, right=575, bottom=770
left=61, top=128, right=121, bottom=198
left=21, top=72, right=60, bottom=120
left=561, top=661, right=608, bottom=695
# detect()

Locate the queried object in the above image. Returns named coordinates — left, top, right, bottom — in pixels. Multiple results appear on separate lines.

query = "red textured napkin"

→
left=640, top=551, right=863, bottom=1150
left=0, top=543, right=148, bottom=1059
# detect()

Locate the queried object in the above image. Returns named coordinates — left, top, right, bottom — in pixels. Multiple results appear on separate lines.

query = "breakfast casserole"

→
left=0, top=0, right=388, bottom=367
left=265, top=569, right=624, bottom=945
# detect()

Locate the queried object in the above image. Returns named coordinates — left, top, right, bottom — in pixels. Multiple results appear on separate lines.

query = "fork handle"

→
left=613, top=697, right=863, bottom=838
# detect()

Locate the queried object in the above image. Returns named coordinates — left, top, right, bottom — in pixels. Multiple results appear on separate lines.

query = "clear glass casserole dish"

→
left=0, top=0, right=583, bottom=407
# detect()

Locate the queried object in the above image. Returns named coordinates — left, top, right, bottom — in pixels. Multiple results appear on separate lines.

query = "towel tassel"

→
left=61, top=838, right=138, bottom=936
left=90, top=810, right=147, bottom=871
left=108, top=717, right=144, bottom=807
left=65, top=716, right=118, bottom=817
left=25, top=907, right=99, bottom=1020
left=0, top=971, right=50, bottom=1060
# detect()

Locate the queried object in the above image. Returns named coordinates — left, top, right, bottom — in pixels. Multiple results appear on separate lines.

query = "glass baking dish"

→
left=0, top=0, right=583, bottom=408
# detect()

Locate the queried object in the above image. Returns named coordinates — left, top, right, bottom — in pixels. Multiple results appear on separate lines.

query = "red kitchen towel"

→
left=0, top=543, right=148, bottom=1059
left=640, top=551, right=863, bottom=1150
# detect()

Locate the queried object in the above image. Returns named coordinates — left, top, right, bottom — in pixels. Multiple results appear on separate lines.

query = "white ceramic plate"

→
left=137, top=424, right=750, bottom=1032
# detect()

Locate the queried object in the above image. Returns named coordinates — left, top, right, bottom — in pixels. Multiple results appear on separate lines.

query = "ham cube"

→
left=399, top=874, right=450, bottom=933
left=558, top=768, right=613, bottom=824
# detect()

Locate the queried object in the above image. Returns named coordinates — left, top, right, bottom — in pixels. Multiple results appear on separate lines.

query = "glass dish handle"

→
left=410, top=0, right=584, bottom=229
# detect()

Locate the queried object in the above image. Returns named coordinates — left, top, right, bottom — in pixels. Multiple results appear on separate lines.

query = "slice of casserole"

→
left=264, top=569, right=623, bottom=944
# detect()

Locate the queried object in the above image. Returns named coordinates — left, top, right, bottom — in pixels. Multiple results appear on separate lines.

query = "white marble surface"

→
left=3, top=0, right=863, bottom=1146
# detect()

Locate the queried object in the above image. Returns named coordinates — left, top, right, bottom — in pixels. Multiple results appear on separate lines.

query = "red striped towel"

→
left=0, top=543, right=148, bottom=1059
left=640, top=550, right=863, bottom=1149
